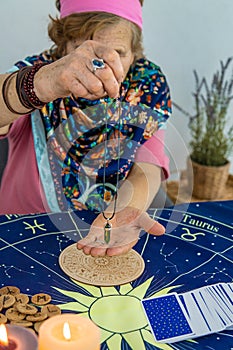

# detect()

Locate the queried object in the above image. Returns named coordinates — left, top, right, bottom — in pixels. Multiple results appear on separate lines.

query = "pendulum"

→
left=102, top=97, right=122, bottom=245
left=104, top=219, right=112, bottom=244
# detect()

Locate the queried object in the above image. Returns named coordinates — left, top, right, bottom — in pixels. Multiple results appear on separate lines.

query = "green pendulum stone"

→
left=104, top=221, right=112, bottom=244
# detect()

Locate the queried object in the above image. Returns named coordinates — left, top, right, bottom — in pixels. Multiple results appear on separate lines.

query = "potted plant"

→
left=175, top=57, right=233, bottom=199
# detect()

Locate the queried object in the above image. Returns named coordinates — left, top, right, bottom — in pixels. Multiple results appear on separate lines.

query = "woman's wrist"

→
left=105, top=187, right=150, bottom=214
left=2, top=73, right=33, bottom=116
left=16, top=64, right=48, bottom=109
left=105, top=163, right=162, bottom=214
left=1, top=63, right=49, bottom=117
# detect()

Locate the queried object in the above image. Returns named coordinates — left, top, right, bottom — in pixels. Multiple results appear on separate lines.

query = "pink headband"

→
left=60, top=0, right=143, bottom=29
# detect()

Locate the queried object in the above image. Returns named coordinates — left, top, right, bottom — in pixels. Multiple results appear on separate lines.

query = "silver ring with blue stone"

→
left=92, top=58, right=105, bottom=72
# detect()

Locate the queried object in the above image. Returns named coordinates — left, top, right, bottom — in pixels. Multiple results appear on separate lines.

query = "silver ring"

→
left=92, top=58, right=105, bottom=72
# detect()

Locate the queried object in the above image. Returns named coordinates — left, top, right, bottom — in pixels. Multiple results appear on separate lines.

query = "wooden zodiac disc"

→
left=59, top=244, right=145, bottom=286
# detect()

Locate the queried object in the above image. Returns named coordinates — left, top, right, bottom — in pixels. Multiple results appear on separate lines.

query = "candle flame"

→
left=0, top=324, right=8, bottom=346
left=63, top=322, right=71, bottom=341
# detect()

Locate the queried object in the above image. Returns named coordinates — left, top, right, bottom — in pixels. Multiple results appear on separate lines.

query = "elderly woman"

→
left=0, top=0, right=171, bottom=256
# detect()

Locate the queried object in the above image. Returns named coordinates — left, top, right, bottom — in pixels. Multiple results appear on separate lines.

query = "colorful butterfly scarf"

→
left=14, top=50, right=171, bottom=213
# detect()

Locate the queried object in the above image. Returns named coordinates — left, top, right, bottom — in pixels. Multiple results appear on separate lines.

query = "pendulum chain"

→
left=102, top=98, right=122, bottom=243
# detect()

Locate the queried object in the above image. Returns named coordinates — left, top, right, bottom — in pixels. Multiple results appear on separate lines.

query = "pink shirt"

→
left=135, top=130, right=169, bottom=180
left=0, top=115, right=169, bottom=215
left=0, top=115, right=48, bottom=214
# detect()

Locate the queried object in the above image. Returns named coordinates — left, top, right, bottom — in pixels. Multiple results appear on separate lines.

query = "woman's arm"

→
left=108, top=161, right=161, bottom=213
left=0, top=40, right=124, bottom=129
left=0, top=74, right=31, bottom=129
left=77, top=162, right=165, bottom=257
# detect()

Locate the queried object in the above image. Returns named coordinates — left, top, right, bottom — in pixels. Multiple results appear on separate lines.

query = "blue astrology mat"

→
left=0, top=200, right=233, bottom=350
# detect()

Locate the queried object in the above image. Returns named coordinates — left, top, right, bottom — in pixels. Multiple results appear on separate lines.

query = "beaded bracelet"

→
left=2, top=72, right=33, bottom=115
left=16, top=63, right=48, bottom=109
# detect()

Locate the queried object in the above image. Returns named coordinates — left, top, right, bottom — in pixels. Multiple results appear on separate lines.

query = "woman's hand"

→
left=77, top=207, right=165, bottom=256
left=34, top=40, right=124, bottom=102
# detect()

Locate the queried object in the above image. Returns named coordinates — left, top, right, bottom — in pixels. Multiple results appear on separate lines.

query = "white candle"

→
left=38, top=314, right=100, bottom=350
left=0, top=324, right=38, bottom=350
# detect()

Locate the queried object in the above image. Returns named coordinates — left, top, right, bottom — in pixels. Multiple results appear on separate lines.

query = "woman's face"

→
left=66, top=20, right=135, bottom=79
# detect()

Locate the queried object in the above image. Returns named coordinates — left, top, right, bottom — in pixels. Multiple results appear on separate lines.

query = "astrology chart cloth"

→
left=0, top=200, right=233, bottom=350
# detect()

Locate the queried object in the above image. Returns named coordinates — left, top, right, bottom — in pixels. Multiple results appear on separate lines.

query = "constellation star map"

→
left=0, top=201, right=232, bottom=350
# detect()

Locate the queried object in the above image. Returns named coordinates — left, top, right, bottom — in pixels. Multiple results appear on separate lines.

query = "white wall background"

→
left=1, top=0, right=233, bottom=176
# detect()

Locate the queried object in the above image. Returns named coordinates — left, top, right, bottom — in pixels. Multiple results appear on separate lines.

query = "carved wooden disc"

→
left=59, top=244, right=145, bottom=286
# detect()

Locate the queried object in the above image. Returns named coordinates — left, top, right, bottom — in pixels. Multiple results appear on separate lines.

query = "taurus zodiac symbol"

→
left=181, top=227, right=205, bottom=241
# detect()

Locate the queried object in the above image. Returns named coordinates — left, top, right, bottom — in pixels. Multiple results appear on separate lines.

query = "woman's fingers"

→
left=138, top=212, right=165, bottom=236
left=34, top=40, right=124, bottom=102
left=77, top=238, right=107, bottom=257
left=77, top=223, right=109, bottom=256
left=106, top=239, right=138, bottom=257
left=64, top=40, right=123, bottom=99
left=77, top=233, right=138, bottom=257
left=93, top=43, right=124, bottom=84
left=70, top=71, right=106, bottom=99
left=91, top=64, right=120, bottom=98
left=77, top=223, right=141, bottom=257
left=76, top=208, right=165, bottom=257
left=73, top=63, right=119, bottom=99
